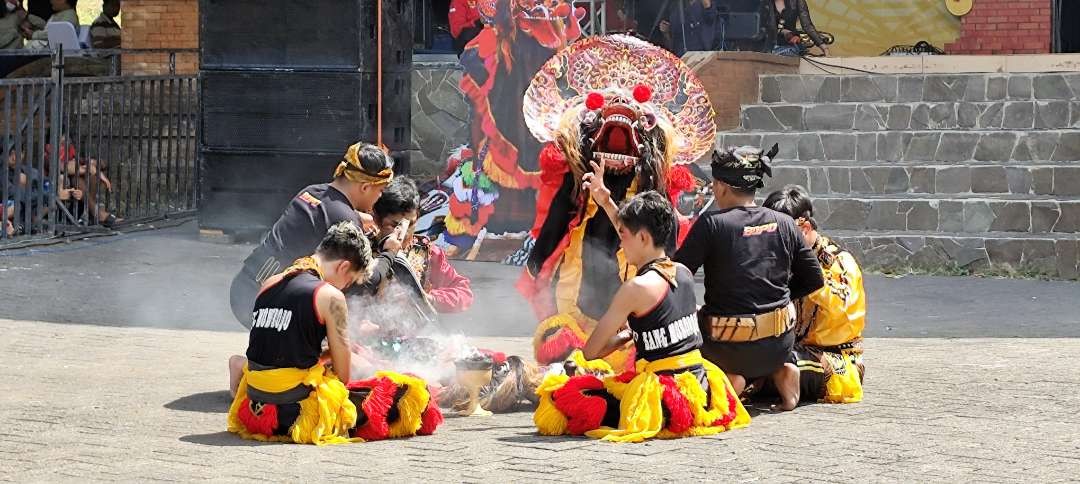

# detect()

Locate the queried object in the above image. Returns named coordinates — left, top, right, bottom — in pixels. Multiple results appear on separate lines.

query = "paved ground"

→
left=1, top=318, right=1079, bottom=483
left=4, top=221, right=1080, bottom=482
left=1, top=219, right=1078, bottom=337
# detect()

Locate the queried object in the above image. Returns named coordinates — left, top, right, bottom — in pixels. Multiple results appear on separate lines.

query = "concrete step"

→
left=739, top=101, right=1080, bottom=132
left=802, top=195, right=1080, bottom=235
left=717, top=130, right=1080, bottom=164
left=825, top=230, right=1079, bottom=280
left=759, top=72, right=1080, bottom=104
left=763, top=164, right=1080, bottom=198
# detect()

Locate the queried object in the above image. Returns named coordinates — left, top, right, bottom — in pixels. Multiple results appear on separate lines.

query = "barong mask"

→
left=710, top=145, right=779, bottom=190
left=523, top=34, right=716, bottom=182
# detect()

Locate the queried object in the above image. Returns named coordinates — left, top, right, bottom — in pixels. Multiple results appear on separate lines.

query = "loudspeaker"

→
left=199, top=0, right=413, bottom=72
left=199, top=0, right=414, bottom=234
left=201, top=70, right=411, bottom=154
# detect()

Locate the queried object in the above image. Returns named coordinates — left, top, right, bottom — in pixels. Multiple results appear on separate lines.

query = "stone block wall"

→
left=945, top=0, right=1052, bottom=55
left=683, top=51, right=800, bottom=132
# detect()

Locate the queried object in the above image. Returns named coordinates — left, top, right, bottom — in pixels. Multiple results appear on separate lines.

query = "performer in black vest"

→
left=674, top=145, right=824, bottom=411
left=533, top=175, right=750, bottom=442
left=229, top=142, right=399, bottom=328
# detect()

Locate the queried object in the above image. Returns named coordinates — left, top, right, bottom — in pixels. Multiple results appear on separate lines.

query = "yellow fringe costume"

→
left=535, top=350, right=750, bottom=443
left=227, top=362, right=359, bottom=445
left=794, top=235, right=867, bottom=403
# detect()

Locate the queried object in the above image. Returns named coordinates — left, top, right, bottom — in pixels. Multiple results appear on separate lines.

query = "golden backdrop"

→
left=806, top=0, right=962, bottom=56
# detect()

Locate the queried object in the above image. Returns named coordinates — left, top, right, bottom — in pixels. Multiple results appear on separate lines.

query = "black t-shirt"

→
left=674, top=206, right=823, bottom=316
left=246, top=271, right=328, bottom=370
left=241, top=184, right=360, bottom=282
left=628, top=263, right=703, bottom=363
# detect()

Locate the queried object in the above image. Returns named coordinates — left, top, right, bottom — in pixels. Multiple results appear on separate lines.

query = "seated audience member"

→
left=533, top=185, right=750, bottom=442
left=771, top=0, right=829, bottom=56
left=1, top=0, right=28, bottom=50
left=90, top=0, right=119, bottom=49
left=25, top=0, right=79, bottom=50
left=763, top=185, right=864, bottom=403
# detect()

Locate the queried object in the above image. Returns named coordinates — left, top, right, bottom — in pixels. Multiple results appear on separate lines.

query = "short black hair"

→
left=617, top=191, right=676, bottom=247
left=356, top=143, right=395, bottom=175
left=372, top=176, right=419, bottom=218
left=764, top=184, right=817, bottom=228
left=316, top=221, right=373, bottom=272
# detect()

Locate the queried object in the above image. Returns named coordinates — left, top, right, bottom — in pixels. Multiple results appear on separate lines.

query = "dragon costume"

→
left=516, top=34, right=716, bottom=370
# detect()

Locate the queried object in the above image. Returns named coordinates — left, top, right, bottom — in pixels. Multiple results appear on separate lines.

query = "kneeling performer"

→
left=764, top=185, right=866, bottom=403
left=228, top=221, right=370, bottom=444
left=534, top=188, right=750, bottom=443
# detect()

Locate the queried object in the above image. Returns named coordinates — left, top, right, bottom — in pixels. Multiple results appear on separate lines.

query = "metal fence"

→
left=1, top=52, right=199, bottom=247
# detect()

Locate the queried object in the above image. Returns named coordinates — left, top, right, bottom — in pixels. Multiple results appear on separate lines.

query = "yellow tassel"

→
left=227, top=363, right=360, bottom=445
left=586, top=372, right=664, bottom=443
left=568, top=349, right=613, bottom=376
left=534, top=373, right=570, bottom=436
left=379, top=371, right=432, bottom=438
left=822, top=352, right=864, bottom=403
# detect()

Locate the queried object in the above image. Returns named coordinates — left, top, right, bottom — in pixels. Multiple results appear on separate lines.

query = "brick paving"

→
left=2, top=318, right=1079, bottom=483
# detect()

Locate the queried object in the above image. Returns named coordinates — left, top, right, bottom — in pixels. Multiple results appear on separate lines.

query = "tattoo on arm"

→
left=329, top=296, right=349, bottom=343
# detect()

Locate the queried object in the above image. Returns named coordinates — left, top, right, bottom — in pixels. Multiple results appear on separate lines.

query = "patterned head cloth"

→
left=334, top=142, right=394, bottom=185
left=522, top=34, right=716, bottom=165
left=710, top=144, right=779, bottom=190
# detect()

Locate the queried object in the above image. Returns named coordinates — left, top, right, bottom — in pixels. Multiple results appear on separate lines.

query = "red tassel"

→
left=536, top=328, right=586, bottom=364
left=633, top=84, right=653, bottom=103
left=659, top=375, right=693, bottom=434
left=713, top=388, right=740, bottom=428
left=417, top=398, right=444, bottom=436
left=585, top=92, right=605, bottom=111
left=614, top=370, right=637, bottom=384
left=666, top=165, right=695, bottom=202
left=236, top=398, right=279, bottom=436
left=479, top=349, right=507, bottom=365
left=552, top=375, right=609, bottom=435
left=348, top=377, right=397, bottom=441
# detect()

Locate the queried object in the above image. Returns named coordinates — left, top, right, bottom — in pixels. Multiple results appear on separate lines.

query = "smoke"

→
left=345, top=286, right=481, bottom=384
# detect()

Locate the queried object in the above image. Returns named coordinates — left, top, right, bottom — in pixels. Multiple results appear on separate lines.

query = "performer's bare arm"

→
left=317, top=287, right=352, bottom=383
left=582, top=160, right=622, bottom=232
left=582, top=278, right=652, bottom=361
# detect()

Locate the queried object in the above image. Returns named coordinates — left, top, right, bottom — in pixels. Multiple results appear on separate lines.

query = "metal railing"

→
left=1, top=51, right=199, bottom=247
left=1, top=48, right=199, bottom=77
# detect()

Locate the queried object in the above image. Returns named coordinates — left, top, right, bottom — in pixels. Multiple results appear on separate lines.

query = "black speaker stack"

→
left=199, top=0, right=413, bottom=235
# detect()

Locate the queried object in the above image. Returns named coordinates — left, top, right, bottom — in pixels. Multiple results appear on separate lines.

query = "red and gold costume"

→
left=516, top=34, right=716, bottom=371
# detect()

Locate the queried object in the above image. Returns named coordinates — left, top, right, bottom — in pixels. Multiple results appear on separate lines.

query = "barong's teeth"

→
left=604, top=114, right=633, bottom=126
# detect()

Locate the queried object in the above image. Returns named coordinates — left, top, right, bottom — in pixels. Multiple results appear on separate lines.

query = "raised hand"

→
left=582, top=159, right=611, bottom=206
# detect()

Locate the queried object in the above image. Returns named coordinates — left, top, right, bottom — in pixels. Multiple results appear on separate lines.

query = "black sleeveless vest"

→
left=628, top=261, right=703, bottom=363
left=246, top=271, right=328, bottom=370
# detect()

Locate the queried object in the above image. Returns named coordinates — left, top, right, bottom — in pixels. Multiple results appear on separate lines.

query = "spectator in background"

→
left=771, top=0, right=829, bottom=57
left=605, top=0, right=636, bottom=32
left=90, top=0, right=120, bottom=49
left=1, top=0, right=29, bottom=50
left=658, top=0, right=721, bottom=57
left=25, top=0, right=79, bottom=50
left=448, top=0, right=482, bottom=57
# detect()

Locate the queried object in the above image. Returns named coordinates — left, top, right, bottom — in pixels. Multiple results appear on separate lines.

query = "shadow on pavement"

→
left=496, top=433, right=589, bottom=444
left=180, top=431, right=276, bottom=447
left=165, top=391, right=232, bottom=413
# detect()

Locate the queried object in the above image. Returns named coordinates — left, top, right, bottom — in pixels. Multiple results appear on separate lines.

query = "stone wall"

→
left=410, top=57, right=469, bottom=177
left=945, top=0, right=1052, bottom=55
left=122, top=0, right=199, bottom=75
left=683, top=51, right=800, bottom=134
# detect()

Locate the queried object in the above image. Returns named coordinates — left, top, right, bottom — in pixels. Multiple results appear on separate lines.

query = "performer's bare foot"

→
left=728, top=373, right=746, bottom=395
left=228, top=355, right=246, bottom=398
left=770, top=363, right=800, bottom=411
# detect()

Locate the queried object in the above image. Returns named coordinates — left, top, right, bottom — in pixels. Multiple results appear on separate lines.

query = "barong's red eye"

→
left=585, top=92, right=605, bottom=110
left=633, top=84, right=652, bottom=103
